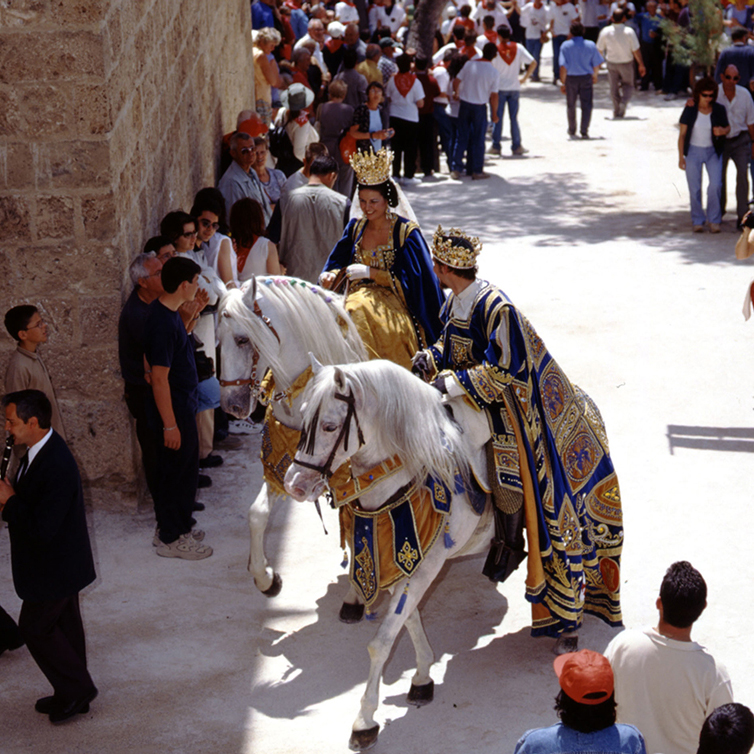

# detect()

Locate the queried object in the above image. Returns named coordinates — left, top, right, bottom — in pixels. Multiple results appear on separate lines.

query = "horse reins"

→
left=218, top=299, right=280, bottom=397
left=295, top=387, right=364, bottom=480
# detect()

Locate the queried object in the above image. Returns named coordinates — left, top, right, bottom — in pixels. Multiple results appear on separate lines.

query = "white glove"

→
left=346, top=264, right=371, bottom=281
left=319, top=271, right=336, bottom=288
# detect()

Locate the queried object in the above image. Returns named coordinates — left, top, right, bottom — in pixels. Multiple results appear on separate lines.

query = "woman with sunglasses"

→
left=678, top=77, right=730, bottom=232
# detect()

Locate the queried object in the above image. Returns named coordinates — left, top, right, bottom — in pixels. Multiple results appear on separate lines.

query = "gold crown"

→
left=350, top=147, right=393, bottom=186
left=432, top=226, right=482, bottom=269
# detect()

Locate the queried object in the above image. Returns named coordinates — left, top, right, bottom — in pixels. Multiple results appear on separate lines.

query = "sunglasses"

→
left=723, top=74, right=740, bottom=81
left=199, top=218, right=220, bottom=230
left=699, top=93, right=714, bottom=98
left=239, top=147, right=255, bottom=155
left=180, top=230, right=198, bottom=238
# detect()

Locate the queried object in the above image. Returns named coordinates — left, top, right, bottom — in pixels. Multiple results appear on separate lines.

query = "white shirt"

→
left=492, top=43, right=535, bottom=91
left=689, top=111, right=713, bottom=148
left=26, top=427, right=53, bottom=470
left=547, top=2, right=580, bottom=36
left=385, top=76, right=425, bottom=122
left=597, top=22, right=639, bottom=63
left=579, top=0, right=607, bottom=26
left=605, top=628, right=733, bottom=754
left=519, top=2, right=549, bottom=39
left=456, top=58, right=500, bottom=104
left=335, top=1, right=360, bottom=24
left=375, top=3, right=407, bottom=34
left=432, top=64, right=451, bottom=104
left=471, top=1, right=511, bottom=32
left=718, top=83, right=754, bottom=138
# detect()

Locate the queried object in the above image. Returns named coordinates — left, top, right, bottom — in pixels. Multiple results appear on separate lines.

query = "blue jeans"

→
left=685, top=145, right=723, bottom=225
left=492, top=91, right=521, bottom=150
left=453, top=101, right=487, bottom=175
left=525, top=38, right=543, bottom=79
left=552, top=35, right=566, bottom=81
left=434, top=103, right=453, bottom=162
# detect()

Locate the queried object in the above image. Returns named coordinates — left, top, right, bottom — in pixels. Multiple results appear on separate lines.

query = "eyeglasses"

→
left=723, top=74, right=740, bottom=81
left=239, top=147, right=255, bottom=155
left=199, top=218, right=220, bottom=230
left=180, top=230, right=198, bottom=238
left=23, top=319, right=45, bottom=330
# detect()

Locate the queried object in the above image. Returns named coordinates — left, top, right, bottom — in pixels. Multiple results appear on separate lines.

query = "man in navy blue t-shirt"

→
left=144, top=257, right=213, bottom=560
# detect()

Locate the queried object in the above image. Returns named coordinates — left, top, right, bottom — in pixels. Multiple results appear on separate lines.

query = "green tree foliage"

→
left=659, top=0, right=725, bottom=70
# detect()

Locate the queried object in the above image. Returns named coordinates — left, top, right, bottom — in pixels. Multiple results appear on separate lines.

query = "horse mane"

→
left=304, top=361, right=469, bottom=490
left=220, top=277, right=367, bottom=387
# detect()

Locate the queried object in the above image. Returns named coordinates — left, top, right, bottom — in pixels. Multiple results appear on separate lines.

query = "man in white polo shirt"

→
left=718, top=64, right=754, bottom=227
left=451, top=42, right=500, bottom=180
left=489, top=26, right=537, bottom=156
left=520, top=0, right=549, bottom=82
left=548, top=0, right=580, bottom=84
left=597, top=9, right=645, bottom=118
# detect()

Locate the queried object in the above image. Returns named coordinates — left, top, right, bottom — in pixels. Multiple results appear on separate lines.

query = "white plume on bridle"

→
left=219, top=277, right=367, bottom=388
left=301, top=360, right=468, bottom=491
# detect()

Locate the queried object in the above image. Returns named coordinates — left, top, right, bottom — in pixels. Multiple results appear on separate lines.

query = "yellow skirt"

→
left=345, top=282, right=419, bottom=370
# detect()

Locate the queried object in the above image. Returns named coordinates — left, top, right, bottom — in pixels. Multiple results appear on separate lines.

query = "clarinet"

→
left=0, top=435, right=13, bottom=480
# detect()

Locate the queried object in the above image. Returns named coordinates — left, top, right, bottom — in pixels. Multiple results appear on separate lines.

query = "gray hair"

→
left=229, top=131, right=253, bottom=152
left=292, top=47, right=312, bottom=65
left=129, top=251, right=157, bottom=287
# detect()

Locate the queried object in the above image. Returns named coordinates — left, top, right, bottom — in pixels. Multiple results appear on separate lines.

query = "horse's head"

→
left=217, top=277, right=269, bottom=419
left=285, top=361, right=364, bottom=501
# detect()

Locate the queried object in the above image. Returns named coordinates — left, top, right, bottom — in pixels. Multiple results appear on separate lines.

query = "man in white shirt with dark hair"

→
left=548, top=0, right=580, bottom=84
left=597, top=8, right=645, bottom=118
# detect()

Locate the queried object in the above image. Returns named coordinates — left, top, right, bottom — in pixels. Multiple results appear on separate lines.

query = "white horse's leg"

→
left=247, top=484, right=282, bottom=596
left=349, top=553, right=447, bottom=751
left=404, top=609, right=435, bottom=705
left=340, top=585, right=365, bottom=623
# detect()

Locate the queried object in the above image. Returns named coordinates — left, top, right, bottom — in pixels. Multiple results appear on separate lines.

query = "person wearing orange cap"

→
left=514, top=650, right=647, bottom=753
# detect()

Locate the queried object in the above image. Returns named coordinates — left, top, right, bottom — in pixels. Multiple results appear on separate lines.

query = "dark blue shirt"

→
left=252, top=0, right=276, bottom=29
left=144, top=300, right=198, bottom=411
left=636, top=12, right=661, bottom=44
left=118, top=287, right=151, bottom=386
left=559, top=37, right=604, bottom=76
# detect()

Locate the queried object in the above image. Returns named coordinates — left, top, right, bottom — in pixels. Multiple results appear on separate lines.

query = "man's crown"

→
left=350, top=147, right=393, bottom=186
left=432, top=226, right=482, bottom=269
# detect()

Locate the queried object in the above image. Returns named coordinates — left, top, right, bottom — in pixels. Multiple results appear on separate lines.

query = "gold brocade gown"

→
left=344, top=215, right=421, bottom=370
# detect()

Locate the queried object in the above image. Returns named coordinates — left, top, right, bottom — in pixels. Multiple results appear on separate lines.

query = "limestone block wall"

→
left=0, top=0, right=253, bottom=510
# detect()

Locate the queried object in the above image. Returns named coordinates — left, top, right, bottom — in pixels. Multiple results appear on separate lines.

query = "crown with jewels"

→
left=350, top=147, right=393, bottom=186
left=432, top=226, right=482, bottom=269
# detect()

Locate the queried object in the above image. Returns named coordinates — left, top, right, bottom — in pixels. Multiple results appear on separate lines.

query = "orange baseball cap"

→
left=236, top=115, right=268, bottom=138
left=553, top=649, right=614, bottom=705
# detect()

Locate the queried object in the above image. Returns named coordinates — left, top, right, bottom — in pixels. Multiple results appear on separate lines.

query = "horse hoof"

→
left=349, top=725, right=380, bottom=751
left=553, top=634, right=579, bottom=655
left=339, top=602, right=365, bottom=624
left=261, top=572, right=283, bottom=597
left=407, top=679, right=434, bottom=707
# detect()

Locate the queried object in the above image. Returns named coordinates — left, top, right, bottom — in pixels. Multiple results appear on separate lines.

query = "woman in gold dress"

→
left=319, top=149, right=444, bottom=369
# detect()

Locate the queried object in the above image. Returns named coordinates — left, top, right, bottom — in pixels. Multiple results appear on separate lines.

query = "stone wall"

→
left=0, top=0, right=253, bottom=510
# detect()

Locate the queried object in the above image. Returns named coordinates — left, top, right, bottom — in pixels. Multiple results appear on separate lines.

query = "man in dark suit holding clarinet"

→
left=0, top=389, right=97, bottom=723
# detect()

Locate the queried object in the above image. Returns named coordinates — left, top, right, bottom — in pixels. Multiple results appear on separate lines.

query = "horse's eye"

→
left=235, top=336, right=250, bottom=346
left=322, top=423, right=338, bottom=433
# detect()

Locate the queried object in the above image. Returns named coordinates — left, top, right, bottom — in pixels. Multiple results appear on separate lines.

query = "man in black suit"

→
left=0, top=389, right=97, bottom=723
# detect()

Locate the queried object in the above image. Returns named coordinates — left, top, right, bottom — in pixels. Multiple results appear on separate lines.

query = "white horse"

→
left=217, top=276, right=367, bottom=596
left=284, top=360, right=496, bottom=751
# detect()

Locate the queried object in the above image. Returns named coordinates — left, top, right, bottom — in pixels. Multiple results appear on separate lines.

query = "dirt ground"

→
left=1, top=62, right=753, bottom=754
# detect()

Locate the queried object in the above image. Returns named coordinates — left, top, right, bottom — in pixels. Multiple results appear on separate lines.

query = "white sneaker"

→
left=154, top=528, right=205, bottom=546
left=156, top=534, right=213, bottom=560
left=228, top=418, right=262, bottom=435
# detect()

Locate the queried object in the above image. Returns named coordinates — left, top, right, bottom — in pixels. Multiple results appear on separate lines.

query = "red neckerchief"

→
left=483, top=29, right=498, bottom=44
left=292, top=71, right=312, bottom=89
left=454, top=38, right=465, bottom=49
left=454, top=17, right=475, bottom=30
left=326, top=38, right=344, bottom=53
left=461, top=44, right=477, bottom=59
left=294, top=112, right=309, bottom=126
left=497, top=40, right=518, bottom=65
left=394, top=72, right=416, bottom=98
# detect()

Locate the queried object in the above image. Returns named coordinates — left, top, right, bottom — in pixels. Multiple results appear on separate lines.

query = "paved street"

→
left=1, top=72, right=753, bottom=754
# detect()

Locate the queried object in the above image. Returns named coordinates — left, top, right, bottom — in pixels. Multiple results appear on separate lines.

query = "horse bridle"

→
left=218, top=299, right=280, bottom=397
left=294, top=387, right=364, bottom=480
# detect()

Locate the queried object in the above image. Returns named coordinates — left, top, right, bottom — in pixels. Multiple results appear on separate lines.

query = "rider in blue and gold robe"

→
left=413, top=227, right=624, bottom=642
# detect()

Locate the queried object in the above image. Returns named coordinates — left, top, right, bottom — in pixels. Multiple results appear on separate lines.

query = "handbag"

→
left=735, top=227, right=754, bottom=260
